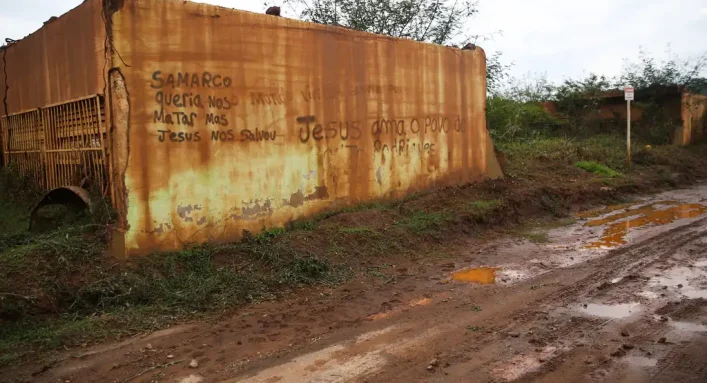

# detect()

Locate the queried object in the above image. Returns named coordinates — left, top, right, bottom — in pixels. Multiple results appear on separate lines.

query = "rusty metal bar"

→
left=2, top=95, right=108, bottom=194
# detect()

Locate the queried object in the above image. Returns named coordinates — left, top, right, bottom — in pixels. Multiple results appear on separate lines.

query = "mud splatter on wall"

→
left=108, top=0, right=502, bottom=255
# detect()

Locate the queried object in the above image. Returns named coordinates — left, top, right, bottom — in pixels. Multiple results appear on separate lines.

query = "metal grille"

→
left=1, top=109, right=44, bottom=186
left=1, top=95, right=108, bottom=193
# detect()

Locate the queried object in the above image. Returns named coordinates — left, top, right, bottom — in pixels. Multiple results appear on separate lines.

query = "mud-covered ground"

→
left=12, top=184, right=707, bottom=383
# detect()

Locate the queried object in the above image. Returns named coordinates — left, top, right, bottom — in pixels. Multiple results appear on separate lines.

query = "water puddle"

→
left=671, top=321, right=707, bottom=332
left=583, top=202, right=707, bottom=249
left=649, top=266, right=707, bottom=299
left=451, top=267, right=499, bottom=284
left=578, top=302, right=642, bottom=319
left=625, top=356, right=658, bottom=367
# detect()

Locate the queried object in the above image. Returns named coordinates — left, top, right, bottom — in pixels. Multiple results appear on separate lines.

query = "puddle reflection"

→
left=578, top=302, right=642, bottom=319
left=583, top=202, right=707, bottom=249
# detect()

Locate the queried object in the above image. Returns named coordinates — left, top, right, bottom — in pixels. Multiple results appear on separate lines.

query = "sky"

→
left=1, top=0, right=705, bottom=83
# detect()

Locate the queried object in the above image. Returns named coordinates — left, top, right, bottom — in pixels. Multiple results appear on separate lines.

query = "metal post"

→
left=626, top=100, right=631, bottom=168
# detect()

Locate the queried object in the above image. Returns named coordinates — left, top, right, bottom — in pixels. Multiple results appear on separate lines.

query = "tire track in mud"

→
left=357, top=217, right=707, bottom=383
left=490, top=219, right=707, bottom=382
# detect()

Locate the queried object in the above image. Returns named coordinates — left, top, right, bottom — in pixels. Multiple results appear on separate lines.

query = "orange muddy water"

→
left=583, top=201, right=707, bottom=249
left=451, top=267, right=500, bottom=284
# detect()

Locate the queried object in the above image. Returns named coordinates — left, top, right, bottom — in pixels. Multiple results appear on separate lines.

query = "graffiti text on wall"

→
left=148, top=70, right=465, bottom=154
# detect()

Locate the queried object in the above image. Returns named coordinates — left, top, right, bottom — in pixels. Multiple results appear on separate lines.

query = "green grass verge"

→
left=575, top=161, right=622, bottom=177
left=396, top=211, right=449, bottom=234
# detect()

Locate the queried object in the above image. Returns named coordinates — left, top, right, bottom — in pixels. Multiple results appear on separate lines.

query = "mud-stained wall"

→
left=674, top=93, right=706, bottom=146
left=0, top=0, right=105, bottom=115
left=110, top=0, right=502, bottom=255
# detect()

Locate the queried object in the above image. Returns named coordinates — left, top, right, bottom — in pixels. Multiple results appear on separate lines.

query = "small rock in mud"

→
left=658, top=337, right=667, bottom=344
left=429, top=359, right=439, bottom=367
left=539, top=358, right=546, bottom=363
left=167, top=354, right=174, bottom=359
left=597, top=282, right=611, bottom=290
left=426, top=365, right=434, bottom=371
left=622, top=344, right=635, bottom=350
left=621, top=330, right=629, bottom=337
left=677, top=284, right=683, bottom=288
left=662, top=286, right=668, bottom=290
left=146, top=343, right=153, bottom=350
left=509, top=332, right=521, bottom=338
left=611, top=348, right=627, bottom=357
left=189, top=359, right=199, bottom=368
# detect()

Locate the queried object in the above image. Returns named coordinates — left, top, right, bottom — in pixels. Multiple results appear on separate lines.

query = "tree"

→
left=281, top=0, right=478, bottom=45
left=617, top=48, right=707, bottom=94
left=486, top=52, right=512, bottom=96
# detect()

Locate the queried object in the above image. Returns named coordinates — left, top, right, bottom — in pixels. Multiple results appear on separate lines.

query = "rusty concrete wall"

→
left=674, top=93, right=707, bottom=145
left=109, top=0, right=502, bottom=256
left=0, top=0, right=105, bottom=116
left=597, top=102, right=644, bottom=122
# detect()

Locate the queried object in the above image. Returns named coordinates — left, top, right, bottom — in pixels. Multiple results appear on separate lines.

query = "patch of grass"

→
left=250, top=226, right=287, bottom=243
left=575, top=161, right=622, bottom=178
left=338, top=227, right=380, bottom=236
left=498, top=135, right=628, bottom=178
left=396, top=211, right=448, bottom=234
left=472, top=305, right=482, bottom=312
left=0, top=221, right=350, bottom=363
left=464, top=199, right=503, bottom=214
left=467, top=325, right=483, bottom=332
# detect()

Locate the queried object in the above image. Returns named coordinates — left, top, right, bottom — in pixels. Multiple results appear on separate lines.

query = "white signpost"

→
left=624, top=86, right=634, bottom=167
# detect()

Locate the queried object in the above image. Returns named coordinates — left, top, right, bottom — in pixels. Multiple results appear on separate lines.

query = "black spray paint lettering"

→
left=297, top=117, right=362, bottom=143
left=153, top=110, right=198, bottom=126
left=157, top=130, right=202, bottom=142
left=211, top=130, right=236, bottom=141
left=206, top=113, right=229, bottom=126
left=207, top=95, right=234, bottom=110
left=371, top=119, right=406, bottom=136
left=155, top=91, right=204, bottom=109
left=240, top=128, right=277, bottom=142
left=374, top=139, right=435, bottom=155
left=300, top=87, right=321, bottom=102
left=251, top=91, right=288, bottom=106
left=151, top=71, right=233, bottom=89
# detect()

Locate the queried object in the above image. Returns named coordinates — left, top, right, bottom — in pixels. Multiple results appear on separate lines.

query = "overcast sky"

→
left=1, top=0, right=705, bottom=83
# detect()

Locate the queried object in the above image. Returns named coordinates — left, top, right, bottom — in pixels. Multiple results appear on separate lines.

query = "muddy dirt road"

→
left=20, top=185, right=707, bottom=383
